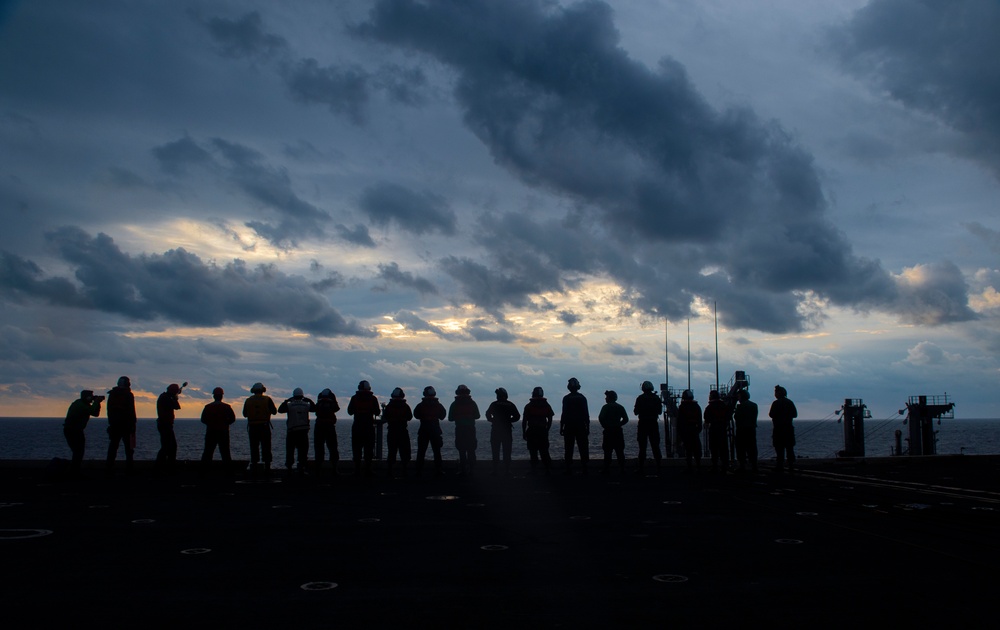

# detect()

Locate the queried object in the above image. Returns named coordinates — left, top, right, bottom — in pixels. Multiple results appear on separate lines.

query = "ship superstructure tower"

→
left=904, top=394, right=954, bottom=456
left=838, top=399, right=870, bottom=457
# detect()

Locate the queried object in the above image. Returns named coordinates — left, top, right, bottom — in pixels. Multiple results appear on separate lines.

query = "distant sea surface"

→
left=2, top=417, right=999, bottom=462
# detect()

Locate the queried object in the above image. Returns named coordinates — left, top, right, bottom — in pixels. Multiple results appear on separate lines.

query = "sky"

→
left=1, top=0, right=998, bottom=420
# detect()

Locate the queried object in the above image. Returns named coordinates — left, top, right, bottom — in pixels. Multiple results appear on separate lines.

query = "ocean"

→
left=2, top=416, right=999, bottom=463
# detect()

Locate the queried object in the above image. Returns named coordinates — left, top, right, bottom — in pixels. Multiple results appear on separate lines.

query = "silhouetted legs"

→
left=106, top=426, right=134, bottom=474
left=387, top=431, right=411, bottom=476
left=602, top=429, right=625, bottom=473
left=155, top=423, right=177, bottom=472
left=352, top=422, right=375, bottom=476
left=314, top=423, right=338, bottom=475
left=709, top=431, right=729, bottom=473
left=416, top=432, right=443, bottom=475
left=636, top=419, right=662, bottom=473
left=285, top=429, right=308, bottom=473
left=64, top=426, right=85, bottom=475
left=564, top=429, right=589, bottom=473
left=491, top=431, right=512, bottom=474
left=248, top=423, right=272, bottom=473
left=735, top=430, right=757, bottom=473
left=525, top=430, right=552, bottom=473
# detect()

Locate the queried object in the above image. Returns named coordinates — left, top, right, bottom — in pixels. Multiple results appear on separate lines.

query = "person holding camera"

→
left=64, top=390, right=103, bottom=476
left=155, top=383, right=183, bottom=473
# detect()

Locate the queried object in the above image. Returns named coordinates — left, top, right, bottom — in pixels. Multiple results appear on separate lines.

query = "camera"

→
left=93, top=395, right=106, bottom=402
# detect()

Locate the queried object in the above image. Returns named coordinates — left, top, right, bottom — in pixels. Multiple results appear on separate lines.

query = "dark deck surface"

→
left=3, top=456, right=999, bottom=626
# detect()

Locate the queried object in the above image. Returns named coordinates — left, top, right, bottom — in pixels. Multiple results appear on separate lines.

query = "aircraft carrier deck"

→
left=2, top=456, right=998, bottom=626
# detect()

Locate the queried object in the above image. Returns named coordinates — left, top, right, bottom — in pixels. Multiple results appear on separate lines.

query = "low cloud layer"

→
left=0, top=227, right=372, bottom=337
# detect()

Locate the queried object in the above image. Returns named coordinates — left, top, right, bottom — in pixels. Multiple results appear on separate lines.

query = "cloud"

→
left=903, top=341, right=947, bottom=366
left=335, top=223, right=377, bottom=248
left=392, top=310, right=458, bottom=340
left=203, top=12, right=427, bottom=125
left=284, top=58, right=370, bottom=125
left=831, top=0, right=1000, bottom=176
left=372, top=357, right=447, bottom=378
left=517, top=364, right=544, bottom=377
left=891, top=261, right=978, bottom=325
left=360, top=0, right=936, bottom=333
left=360, top=182, right=458, bottom=235
left=203, top=11, right=288, bottom=59
left=0, top=227, right=373, bottom=337
left=153, top=136, right=329, bottom=246
left=377, top=262, right=438, bottom=295
left=966, top=222, right=1000, bottom=254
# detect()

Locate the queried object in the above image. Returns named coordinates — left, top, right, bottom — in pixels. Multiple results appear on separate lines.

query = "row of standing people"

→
left=63, top=376, right=797, bottom=477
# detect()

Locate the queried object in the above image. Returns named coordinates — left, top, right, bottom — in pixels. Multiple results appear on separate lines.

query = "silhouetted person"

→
left=384, top=387, right=413, bottom=478
left=243, top=382, right=277, bottom=476
left=486, top=387, right=520, bottom=476
left=769, top=385, right=797, bottom=473
left=523, top=386, right=554, bottom=473
left=314, top=388, right=341, bottom=477
left=201, top=387, right=235, bottom=472
left=155, top=383, right=182, bottom=473
left=106, top=375, right=137, bottom=476
left=633, top=380, right=663, bottom=474
left=413, top=386, right=446, bottom=476
left=560, top=377, right=590, bottom=474
left=677, top=389, right=702, bottom=471
left=449, top=384, right=480, bottom=476
left=348, top=380, right=380, bottom=476
left=733, top=389, right=759, bottom=473
left=704, top=389, right=731, bottom=474
left=598, top=390, right=628, bottom=474
left=279, top=388, right=315, bottom=476
left=64, top=390, right=102, bottom=476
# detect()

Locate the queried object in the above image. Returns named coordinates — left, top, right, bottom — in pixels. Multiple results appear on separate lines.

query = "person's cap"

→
left=293, top=387, right=304, bottom=398
left=251, top=382, right=266, bottom=393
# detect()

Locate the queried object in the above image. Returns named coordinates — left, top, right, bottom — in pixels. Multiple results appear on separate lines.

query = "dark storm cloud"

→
left=204, top=11, right=288, bottom=59
left=559, top=310, right=580, bottom=325
left=377, top=262, right=439, bottom=295
left=203, top=11, right=427, bottom=125
left=335, top=223, right=377, bottom=248
left=439, top=255, right=541, bottom=317
left=393, top=310, right=457, bottom=339
left=362, top=0, right=972, bottom=332
left=360, top=182, right=458, bottom=235
left=832, top=0, right=1000, bottom=176
left=966, top=222, right=1000, bottom=255
left=153, top=136, right=329, bottom=246
left=0, top=228, right=373, bottom=338
left=284, top=58, right=371, bottom=125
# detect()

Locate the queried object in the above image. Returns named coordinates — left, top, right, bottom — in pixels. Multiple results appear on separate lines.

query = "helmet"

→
left=531, top=386, right=544, bottom=398
left=251, top=382, right=266, bottom=394
left=709, top=390, right=720, bottom=401
left=604, top=390, right=618, bottom=401
left=455, top=384, right=471, bottom=396
left=212, top=387, right=224, bottom=399
left=641, top=380, right=654, bottom=393
left=495, top=387, right=508, bottom=401
left=117, top=376, right=131, bottom=388
left=391, top=387, right=405, bottom=399
left=293, top=387, right=304, bottom=398
left=423, top=386, right=437, bottom=398
left=567, top=377, right=580, bottom=391
left=358, top=380, right=371, bottom=392
left=319, top=388, right=334, bottom=399
left=682, top=389, right=694, bottom=401
left=167, top=383, right=181, bottom=395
